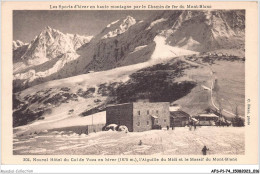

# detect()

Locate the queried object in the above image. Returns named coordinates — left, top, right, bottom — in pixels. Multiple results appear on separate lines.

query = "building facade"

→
left=170, top=110, right=190, bottom=127
left=106, top=102, right=170, bottom=132
left=193, top=113, right=219, bottom=126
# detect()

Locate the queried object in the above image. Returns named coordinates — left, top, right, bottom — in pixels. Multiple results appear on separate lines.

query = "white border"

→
left=1, top=0, right=259, bottom=173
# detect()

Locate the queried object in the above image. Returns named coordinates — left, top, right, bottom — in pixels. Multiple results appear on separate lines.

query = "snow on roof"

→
left=107, top=124, right=118, bottom=126
left=150, top=115, right=158, bottom=119
left=106, top=103, right=131, bottom=108
left=196, top=113, right=219, bottom=118
left=169, top=105, right=181, bottom=111
left=191, top=118, right=199, bottom=122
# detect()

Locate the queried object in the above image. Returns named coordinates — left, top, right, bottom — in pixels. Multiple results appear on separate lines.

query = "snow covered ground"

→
left=14, top=52, right=80, bottom=82
left=151, top=36, right=198, bottom=62
left=130, top=45, right=148, bottom=54
left=13, top=127, right=244, bottom=155
left=13, top=107, right=106, bottom=136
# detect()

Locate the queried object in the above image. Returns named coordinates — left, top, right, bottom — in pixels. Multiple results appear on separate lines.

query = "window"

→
left=137, top=111, right=140, bottom=115
left=164, top=119, right=167, bottom=122
left=147, top=121, right=149, bottom=125
left=156, top=110, right=159, bottom=114
left=147, top=110, right=149, bottom=115
left=137, top=122, right=140, bottom=126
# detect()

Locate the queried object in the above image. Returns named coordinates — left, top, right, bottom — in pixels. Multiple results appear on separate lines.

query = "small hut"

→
left=170, top=110, right=190, bottom=127
left=193, top=113, right=219, bottom=126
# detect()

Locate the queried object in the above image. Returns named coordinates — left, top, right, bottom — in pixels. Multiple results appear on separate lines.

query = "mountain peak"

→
left=14, top=40, right=25, bottom=45
left=125, top=15, right=134, bottom=20
left=41, top=26, right=63, bottom=35
left=102, top=15, right=136, bottom=39
left=122, top=15, right=136, bottom=25
left=45, top=26, right=52, bottom=30
left=18, top=25, right=92, bottom=66
left=13, top=40, right=27, bottom=50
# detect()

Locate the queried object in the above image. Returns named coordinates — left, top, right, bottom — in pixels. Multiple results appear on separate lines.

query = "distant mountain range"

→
left=13, top=10, right=245, bottom=91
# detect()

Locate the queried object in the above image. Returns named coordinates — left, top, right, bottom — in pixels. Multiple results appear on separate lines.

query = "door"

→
left=151, top=117, right=159, bottom=129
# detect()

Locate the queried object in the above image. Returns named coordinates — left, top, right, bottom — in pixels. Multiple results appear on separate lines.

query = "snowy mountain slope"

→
left=14, top=52, right=80, bottom=86
left=13, top=42, right=29, bottom=63
left=151, top=36, right=197, bottom=61
left=13, top=27, right=93, bottom=91
left=15, top=26, right=92, bottom=68
left=13, top=31, right=202, bottom=128
left=146, top=18, right=168, bottom=30
left=164, top=10, right=245, bottom=52
left=13, top=52, right=245, bottom=130
left=13, top=40, right=28, bottom=50
left=12, top=22, right=245, bottom=129
left=13, top=16, right=151, bottom=91
left=13, top=10, right=245, bottom=92
left=102, top=16, right=136, bottom=39
left=13, top=57, right=194, bottom=128
left=106, top=20, right=119, bottom=28
left=67, top=34, right=93, bottom=50
left=81, top=10, right=244, bottom=72
left=18, top=35, right=198, bottom=98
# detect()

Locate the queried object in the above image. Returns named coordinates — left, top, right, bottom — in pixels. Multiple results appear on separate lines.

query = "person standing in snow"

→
left=202, top=146, right=209, bottom=155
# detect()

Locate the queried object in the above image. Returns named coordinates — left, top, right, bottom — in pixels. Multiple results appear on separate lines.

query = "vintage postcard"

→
left=1, top=1, right=259, bottom=167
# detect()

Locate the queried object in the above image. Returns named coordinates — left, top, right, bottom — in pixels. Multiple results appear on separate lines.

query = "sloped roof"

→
left=196, top=113, right=219, bottom=118
left=150, top=115, right=158, bottom=119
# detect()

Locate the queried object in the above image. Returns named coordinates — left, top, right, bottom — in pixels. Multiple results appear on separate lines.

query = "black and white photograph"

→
left=11, top=9, right=247, bottom=156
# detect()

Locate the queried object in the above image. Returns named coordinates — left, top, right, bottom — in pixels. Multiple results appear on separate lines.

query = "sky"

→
left=13, top=10, right=159, bottom=43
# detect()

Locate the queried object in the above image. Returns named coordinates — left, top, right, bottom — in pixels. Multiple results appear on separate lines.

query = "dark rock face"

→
left=114, top=60, right=197, bottom=103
